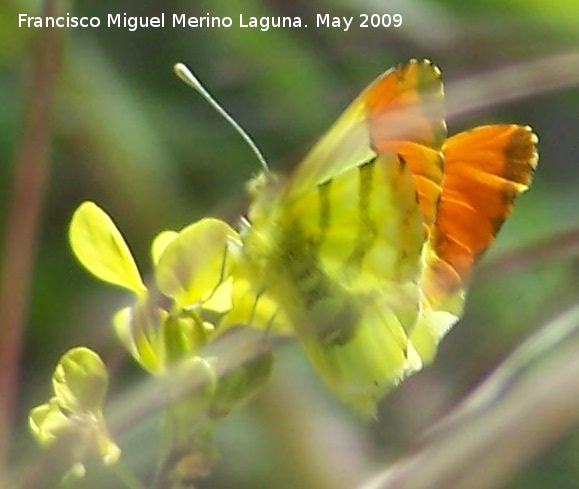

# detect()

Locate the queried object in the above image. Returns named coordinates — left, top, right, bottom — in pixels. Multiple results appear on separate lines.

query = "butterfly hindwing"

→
left=276, top=151, right=426, bottom=415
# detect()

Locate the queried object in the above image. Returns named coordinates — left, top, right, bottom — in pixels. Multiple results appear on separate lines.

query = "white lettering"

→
left=240, top=14, right=300, bottom=30
left=342, top=16, right=353, bottom=31
left=108, top=13, right=120, bottom=27
left=316, top=14, right=329, bottom=27
left=108, top=13, right=164, bottom=31
left=316, top=14, right=353, bottom=31
left=173, top=13, right=230, bottom=28
left=18, top=14, right=100, bottom=28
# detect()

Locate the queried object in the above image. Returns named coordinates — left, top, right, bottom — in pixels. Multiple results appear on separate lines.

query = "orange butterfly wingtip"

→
left=424, top=123, right=538, bottom=303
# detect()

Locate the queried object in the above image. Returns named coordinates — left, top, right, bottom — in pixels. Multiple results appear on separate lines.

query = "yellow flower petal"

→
left=52, top=347, right=108, bottom=413
left=155, top=219, right=238, bottom=309
left=69, top=201, right=146, bottom=294
left=151, top=230, right=179, bottom=266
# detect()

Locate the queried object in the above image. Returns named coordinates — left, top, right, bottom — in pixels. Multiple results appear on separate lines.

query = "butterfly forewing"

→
left=412, top=125, right=538, bottom=363
left=288, top=60, right=445, bottom=204
left=366, top=60, right=446, bottom=231
left=423, top=124, right=538, bottom=303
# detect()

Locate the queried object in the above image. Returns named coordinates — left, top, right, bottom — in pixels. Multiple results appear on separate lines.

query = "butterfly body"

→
left=236, top=60, right=538, bottom=416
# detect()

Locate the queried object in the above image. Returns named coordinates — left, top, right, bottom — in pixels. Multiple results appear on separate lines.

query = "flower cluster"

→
left=29, top=347, right=120, bottom=477
left=30, top=202, right=279, bottom=483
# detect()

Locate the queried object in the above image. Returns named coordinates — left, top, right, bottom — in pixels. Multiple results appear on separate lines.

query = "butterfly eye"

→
left=245, top=172, right=269, bottom=199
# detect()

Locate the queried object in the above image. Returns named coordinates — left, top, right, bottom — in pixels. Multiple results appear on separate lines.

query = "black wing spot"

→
left=398, top=154, right=407, bottom=173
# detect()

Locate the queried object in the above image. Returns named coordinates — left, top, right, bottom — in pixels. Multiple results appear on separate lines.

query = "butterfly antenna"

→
left=174, top=62, right=270, bottom=174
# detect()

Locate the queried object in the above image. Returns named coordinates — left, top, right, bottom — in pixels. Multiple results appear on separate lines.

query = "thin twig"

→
left=0, top=0, right=63, bottom=469
left=478, top=227, right=579, bottom=282
left=445, top=50, right=579, bottom=123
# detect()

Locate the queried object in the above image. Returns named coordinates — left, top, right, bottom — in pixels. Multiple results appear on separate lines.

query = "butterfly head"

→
left=243, top=171, right=287, bottom=227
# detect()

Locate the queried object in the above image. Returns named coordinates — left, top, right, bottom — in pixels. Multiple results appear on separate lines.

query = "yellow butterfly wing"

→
left=278, top=155, right=426, bottom=414
left=288, top=59, right=446, bottom=224
left=242, top=60, right=445, bottom=415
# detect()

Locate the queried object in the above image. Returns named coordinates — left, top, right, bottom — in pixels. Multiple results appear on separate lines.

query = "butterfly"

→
left=235, top=59, right=538, bottom=417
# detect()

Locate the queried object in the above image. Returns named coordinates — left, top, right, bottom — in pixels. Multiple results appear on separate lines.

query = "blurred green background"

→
left=2, top=0, right=579, bottom=488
